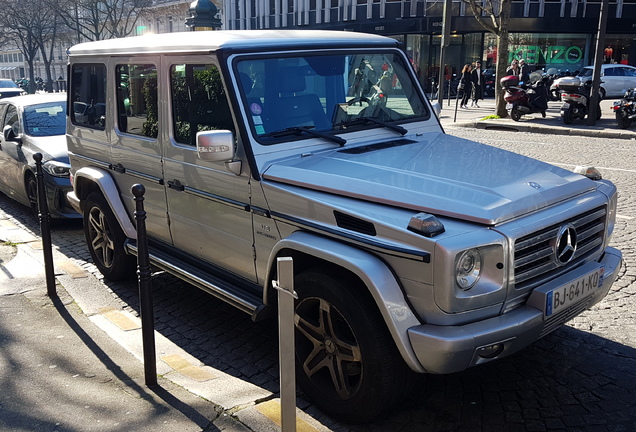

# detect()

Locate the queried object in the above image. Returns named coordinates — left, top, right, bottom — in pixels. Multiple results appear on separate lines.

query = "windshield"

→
left=235, top=51, right=429, bottom=144
left=0, top=79, right=19, bottom=88
left=24, top=101, right=67, bottom=137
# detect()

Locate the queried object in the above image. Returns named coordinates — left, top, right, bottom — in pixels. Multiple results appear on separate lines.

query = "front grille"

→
left=514, top=206, right=606, bottom=291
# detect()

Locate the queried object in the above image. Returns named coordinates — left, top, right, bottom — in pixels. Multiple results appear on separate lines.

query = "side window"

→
left=115, top=64, right=158, bottom=138
left=70, top=64, right=107, bottom=129
left=170, top=63, right=234, bottom=146
left=604, top=67, right=618, bottom=77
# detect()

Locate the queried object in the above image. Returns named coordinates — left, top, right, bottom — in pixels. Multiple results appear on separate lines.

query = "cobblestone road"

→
left=1, top=128, right=634, bottom=431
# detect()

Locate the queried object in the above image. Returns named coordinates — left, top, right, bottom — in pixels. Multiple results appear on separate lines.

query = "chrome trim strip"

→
left=71, top=153, right=110, bottom=170
left=183, top=186, right=249, bottom=211
left=125, top=169, right=164, bottom=185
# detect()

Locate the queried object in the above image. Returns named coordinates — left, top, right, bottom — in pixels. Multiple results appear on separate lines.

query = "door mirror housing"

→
left=196, top=130, right=235, bottom=162
left=2, top=125, right=21, bottom=145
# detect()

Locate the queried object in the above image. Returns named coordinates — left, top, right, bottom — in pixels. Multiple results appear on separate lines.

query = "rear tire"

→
left=294, top=268, right=417, bottom=424
left=510, top=104, right=522, bottom=121
left=83, top=192, right=136, bottom=281
left=616, top=110, right=631, bottom=129
left=561, top=107, right=574, bottom=125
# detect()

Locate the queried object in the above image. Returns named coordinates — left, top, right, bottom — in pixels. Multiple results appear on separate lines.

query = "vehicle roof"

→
left=67, top=30, right=398, bottom=57
left=583, top=64, right=636, bottom=69
left=0, top=93, right=66, bottom=106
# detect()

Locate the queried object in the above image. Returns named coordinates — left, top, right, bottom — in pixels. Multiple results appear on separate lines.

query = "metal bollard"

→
left=33, top=153, right=56, bottom=297
left=132, top=184, right=157, bottom=386
left=273, top=257, right=297, bottom=432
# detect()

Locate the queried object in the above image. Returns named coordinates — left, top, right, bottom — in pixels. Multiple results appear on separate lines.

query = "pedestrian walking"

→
left=458, top=63, right=472, bottom=109
left=470, top=61, right=484, bottom=107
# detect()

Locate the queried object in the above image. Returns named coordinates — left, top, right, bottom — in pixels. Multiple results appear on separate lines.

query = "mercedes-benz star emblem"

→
left=555, top=224, right=577, bottom=265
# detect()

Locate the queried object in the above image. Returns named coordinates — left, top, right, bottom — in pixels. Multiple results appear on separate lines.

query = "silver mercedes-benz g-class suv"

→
left=66, top=30, right=622, bottom=423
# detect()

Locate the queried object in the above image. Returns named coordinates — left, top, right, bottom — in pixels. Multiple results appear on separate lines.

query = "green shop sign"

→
left=509, top=46, right=584, bottom=64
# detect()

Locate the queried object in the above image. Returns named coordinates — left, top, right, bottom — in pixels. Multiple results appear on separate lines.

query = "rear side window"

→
left=115, top=64, right=158, bottom=138
left=70, top=64, right=107, bottom=129
left=170, top=64, right=234, bottom=146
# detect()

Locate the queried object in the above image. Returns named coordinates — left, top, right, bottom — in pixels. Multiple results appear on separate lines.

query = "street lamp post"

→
left=185, top=0, right=222, bottom=31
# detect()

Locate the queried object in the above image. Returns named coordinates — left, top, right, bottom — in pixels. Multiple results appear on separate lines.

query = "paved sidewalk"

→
left=436, top=96, right=636, bottom=140
left=0, top=216, right=331, bottom=432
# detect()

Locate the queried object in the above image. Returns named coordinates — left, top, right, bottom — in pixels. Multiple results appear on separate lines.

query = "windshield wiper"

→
left=335, top=117, right=407, bottom=135
left=262, top=126, right=346, bottom=146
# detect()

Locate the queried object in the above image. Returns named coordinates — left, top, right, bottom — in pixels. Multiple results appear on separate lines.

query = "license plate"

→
left=545, top=267, right=604, bottom=317
left=506, top=103, right=512, bottom=110
left=562, top=102, right=570, bottom=109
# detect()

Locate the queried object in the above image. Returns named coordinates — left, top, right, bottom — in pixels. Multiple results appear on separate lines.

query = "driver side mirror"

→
left=2, top=125, right=21, bottom=145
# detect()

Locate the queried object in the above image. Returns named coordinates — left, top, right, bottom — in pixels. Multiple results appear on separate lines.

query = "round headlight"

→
left=456, top=249, right=482, bottom=290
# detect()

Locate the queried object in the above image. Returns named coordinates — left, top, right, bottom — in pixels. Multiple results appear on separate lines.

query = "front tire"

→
left=294, top=268, right=416, bottom=424
left=561, top=107, right=574, bottom=124
left=26, top=173, right=39, bottom=221
left=83, top=192, right=136, bottom=281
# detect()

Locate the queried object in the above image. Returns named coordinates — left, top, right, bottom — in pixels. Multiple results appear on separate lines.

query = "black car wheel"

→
left=83, top=192, right=136, bottom=281
left=294, top=268, right=416, bottom=424
left=26, top=173, right=39, bottom=221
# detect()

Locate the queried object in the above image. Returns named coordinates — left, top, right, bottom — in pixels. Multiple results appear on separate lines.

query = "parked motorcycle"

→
left=613, top=88, right=636, bottom=129
left=500, top=72, right=549, bottom=121
left=558, top=77, right=601, bottom=125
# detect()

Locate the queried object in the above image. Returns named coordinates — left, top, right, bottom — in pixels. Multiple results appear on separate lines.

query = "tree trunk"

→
left=494, top=1, right=512, bottom=117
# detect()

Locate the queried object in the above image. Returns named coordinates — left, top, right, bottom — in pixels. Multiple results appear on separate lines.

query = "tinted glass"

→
left=116, top=64, right=158, bottom=138
left=70, top=64, right=107, bottom=129
left=235, top=51, right=428, bottom=144
left=170, top=64, right=234, bottom=146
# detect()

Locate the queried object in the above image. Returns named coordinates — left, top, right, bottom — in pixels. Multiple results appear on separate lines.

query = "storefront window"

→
left=484, top=33, right=592, bottom=74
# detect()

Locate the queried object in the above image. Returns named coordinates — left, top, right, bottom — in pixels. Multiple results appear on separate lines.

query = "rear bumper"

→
left=408, top=247, right=622, bottom=374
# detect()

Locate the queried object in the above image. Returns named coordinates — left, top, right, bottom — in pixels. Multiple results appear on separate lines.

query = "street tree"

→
left=462, top=0, right=512, bottom=117
left=0, top=0, right=49, bottom=93
left=56, top=0, right=152, bottom=42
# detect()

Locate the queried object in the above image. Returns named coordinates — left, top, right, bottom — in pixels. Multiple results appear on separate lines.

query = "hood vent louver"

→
left=334, top=211, right=377, bottom=236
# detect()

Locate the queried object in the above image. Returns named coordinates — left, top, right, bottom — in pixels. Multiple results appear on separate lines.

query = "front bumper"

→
left=408, top=246, right=622, bottom=374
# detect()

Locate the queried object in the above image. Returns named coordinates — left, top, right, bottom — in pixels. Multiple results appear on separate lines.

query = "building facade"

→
left=222, top=0, right=636, bottom=93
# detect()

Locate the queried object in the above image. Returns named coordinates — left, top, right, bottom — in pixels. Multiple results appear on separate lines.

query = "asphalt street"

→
left=0, top=97, right=635, bottom=431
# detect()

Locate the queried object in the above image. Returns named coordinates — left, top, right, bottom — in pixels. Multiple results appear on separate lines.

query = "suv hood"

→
left=262, top=134, right=594, bottom=225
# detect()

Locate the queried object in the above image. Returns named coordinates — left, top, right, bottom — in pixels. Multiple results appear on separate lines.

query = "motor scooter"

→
left=558, top=77, right=601, bottom=124
left=613, top=88, right=636, bottom=129
left=500, top=72, right=549, bottom=121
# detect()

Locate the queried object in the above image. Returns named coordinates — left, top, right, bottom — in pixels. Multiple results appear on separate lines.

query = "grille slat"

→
left=514, top=206, right=606, bottom=291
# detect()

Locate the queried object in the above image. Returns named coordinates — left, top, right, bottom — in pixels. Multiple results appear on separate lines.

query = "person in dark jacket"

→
left=519, top=58, right=531, bottom=83
left=506, top=60, right=520, bottom=77
left=470, top=61, right=484, bottom=107
left=459, top=63, right=472, bottom=109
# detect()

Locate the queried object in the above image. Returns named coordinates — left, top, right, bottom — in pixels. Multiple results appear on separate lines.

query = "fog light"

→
left=477, top=343, right=504, bottom=359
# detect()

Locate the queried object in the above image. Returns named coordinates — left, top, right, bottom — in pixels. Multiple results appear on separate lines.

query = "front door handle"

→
left=167, top=180, right=185, bottom=191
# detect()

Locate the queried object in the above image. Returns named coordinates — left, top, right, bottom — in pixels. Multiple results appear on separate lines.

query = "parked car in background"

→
left=0, top=93, right=80, bottom=219
left=0, top=79, right=26, bottom=99
left=577, top=64, right=636, bottom=99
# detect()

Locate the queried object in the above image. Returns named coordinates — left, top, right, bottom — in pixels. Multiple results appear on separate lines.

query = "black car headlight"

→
left=42, top=160, right=71, bottom=177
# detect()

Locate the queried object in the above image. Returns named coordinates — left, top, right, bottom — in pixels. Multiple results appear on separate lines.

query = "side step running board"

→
left=125, top=240, right=265, bottom=319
